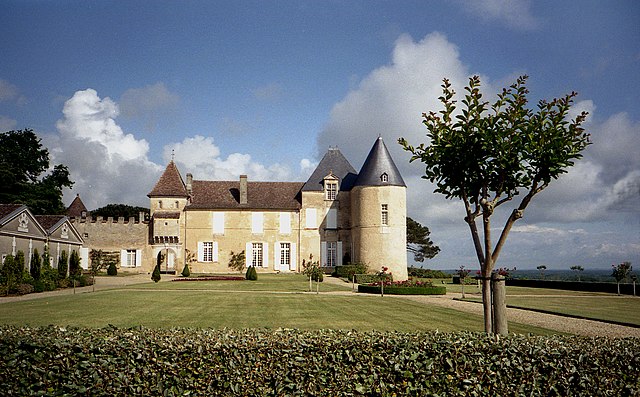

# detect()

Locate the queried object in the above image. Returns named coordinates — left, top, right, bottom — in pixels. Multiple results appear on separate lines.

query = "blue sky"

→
left=1, top=1, right=638, bottom=270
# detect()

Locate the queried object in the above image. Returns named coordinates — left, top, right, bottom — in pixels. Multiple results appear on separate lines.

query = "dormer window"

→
left=324, top=173, right=339, bottom=200
left=381, top=173, right=389, bottom=183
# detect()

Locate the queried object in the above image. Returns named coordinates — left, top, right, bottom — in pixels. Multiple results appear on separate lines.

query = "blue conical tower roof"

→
left=354, top=137, right=406, bottom=187
left=302, top=147, right=358, bottom=191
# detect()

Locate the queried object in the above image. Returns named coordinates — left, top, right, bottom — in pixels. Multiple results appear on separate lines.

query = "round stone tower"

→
left=351, top=137, right=408, bottom=281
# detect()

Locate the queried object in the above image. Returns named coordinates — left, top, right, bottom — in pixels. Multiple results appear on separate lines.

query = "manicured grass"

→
left=133, top=273, right=352, bottom=292
left=0, top=289, right=554, bottom=334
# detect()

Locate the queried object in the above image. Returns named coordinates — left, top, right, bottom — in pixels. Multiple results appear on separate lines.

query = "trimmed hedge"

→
left=355, top=273, right=392, bottom=284
left=507, top=278, right=637, bottom=295
left=0, top=326, right=638, bottom=396
left=358, top=284, right=447, bottom=295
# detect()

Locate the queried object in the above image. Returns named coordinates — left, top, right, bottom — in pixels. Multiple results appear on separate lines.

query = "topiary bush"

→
left=245, top=266, right=258, bottom=281
left=107, top=262, right=118, bottom=276
left=151, top=264, right=161, bottom=283
left=181, top=262, right=191, bottom=277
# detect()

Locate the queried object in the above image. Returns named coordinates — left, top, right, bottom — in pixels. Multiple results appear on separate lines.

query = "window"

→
left=158, top=201, right=163, bottom=209
left=213, top=212, right=225, bottom=234
left=381, top=173, right=389, bottom=183
left=126, top=250, right=137, bottom=267
left=252, top=243, right=263, bottom=267
left=305, top=208, right=317, bottom=229
left=325, top=181, right=338, bottom=200
left=252, top=212, right=264, bottom=234
left=279, top=212, right=291, bottom=234
left=280, top=242, right=291, bottom=267
left=202, top=242, right=213, bottom=262
left=325, top=242, right=337, bottom=267
left=381, top=204, right=389, bottom=226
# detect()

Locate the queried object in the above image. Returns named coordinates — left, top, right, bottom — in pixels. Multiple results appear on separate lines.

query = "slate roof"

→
left=67, top=194, right=88, bottom=217
left=354, top=137, right=406, bottom=187
left=302, top=147, right=358, bottom=192
left=0, top=204, right=24, bottom=221
left=148, top=161, right=188, bottom=197
left=34, top=215, right=66, bottom=232
left=188, top=180, right=304, bottom=210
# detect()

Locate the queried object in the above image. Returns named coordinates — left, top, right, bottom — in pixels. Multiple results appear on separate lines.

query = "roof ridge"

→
left=148, top=161, right=188, bottom=197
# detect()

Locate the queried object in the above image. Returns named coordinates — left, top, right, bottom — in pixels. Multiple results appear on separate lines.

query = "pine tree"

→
left=152, top=264, right=161, bottom=283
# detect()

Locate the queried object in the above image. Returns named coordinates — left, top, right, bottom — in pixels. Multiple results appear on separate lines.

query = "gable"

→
left=0, top=207, right=47, bottom=239
left=46, top=218, right=84, bottom=244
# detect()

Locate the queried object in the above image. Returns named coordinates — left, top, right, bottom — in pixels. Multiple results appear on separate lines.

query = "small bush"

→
left=57, top=279, right=70, bottom=289
left=312, top=272, right=323, bottom=282
left=16, top=283, right=34, bottom=295
left=181, top=262, right=191, bottom=277
left=107, top=262, right=118, bottom=276
left=151, top=264, right=161, bottom=283
left=245, top=266, right=258, bottom=281
left=33, top=280, right=45, bottom=293
left=358, top=284, right=447, bottom=295
left=355, top=273, right=392, bottom=284
left=76, top=275, right=93, bottom=287
left=407, top=267, right=451, bottom=279
left=334, top=263, right=368, bottom=279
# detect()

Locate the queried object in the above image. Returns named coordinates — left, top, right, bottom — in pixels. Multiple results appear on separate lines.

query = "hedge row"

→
left=358, top=284, right=447, bottom=295
left=354, top=273, right=392, bottom=284
left=506, top=278, right=637, bottom=295
left=0, top=326, right=638, bottom=396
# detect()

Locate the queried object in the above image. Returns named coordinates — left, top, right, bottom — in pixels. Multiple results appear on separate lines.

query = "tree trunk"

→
left=482, top=276, right=492, bottom=334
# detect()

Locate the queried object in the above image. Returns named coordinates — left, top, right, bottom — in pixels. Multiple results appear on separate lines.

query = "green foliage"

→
left=245, top=266, right=258, bottom=281
left=29, top=248, right=41, bottom=281
left=90, top=203, right=149, bottom=220
left=181, top=262, right=190, bottom=277
left=334, top=263, right=368, bottom=279
left=0, top=326, right=637, bottom=396
left=406, top=217, right=440, bottom=262
left=407, top=267, right=450, bottom=279
left=0, top=254, right=21, bottom=293
left=68, top=250, right=81, bottom=279
left=302, top=255, right=323, bottom=283
left=57, top=250, right=68, bottom=279
left=228, top=250, right=246, bottom=272
left=15, top=283, right=33, bottom=295
left=151, top=264, right=161, bottom=283
left=612, top=262, right=632, bottom=283
left=0, top=129, right=74, bottom=214
left=107, top=262, right=117, bottom=276
left=355, top=273, right=392, bottom=284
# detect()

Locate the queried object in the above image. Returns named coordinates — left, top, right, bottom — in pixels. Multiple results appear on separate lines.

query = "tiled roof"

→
left=34, top=215, right=66, bottom=231
left=188, top=180, right=304, bottom=210
left=0, top=204, right=24, bottom=221
left=148, top=161, right=188, bottom=197
left=354, top=137, right=406, bottom=187
left=67, top=194, right=88, bottom=217
left=302, top=147, right=358, bottom=192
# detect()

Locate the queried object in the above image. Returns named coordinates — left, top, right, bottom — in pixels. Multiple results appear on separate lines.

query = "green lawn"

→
left=0, top=288, right=553, bottom=334
left=132, top=273, right=352, bottom=292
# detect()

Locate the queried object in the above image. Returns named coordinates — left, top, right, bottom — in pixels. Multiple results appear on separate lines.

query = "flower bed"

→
left=358, top=278, right=446, bottom=295
left=172, top=275, right=245, bottom=282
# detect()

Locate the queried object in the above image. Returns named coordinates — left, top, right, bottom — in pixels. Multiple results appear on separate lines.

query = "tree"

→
left=456, top=265, right=471, bottom=299
left=399, top=75, right=590, bottom=334
left=89, top=249, right=114, bottom=291
left=152, top=264, right=161, bottom=283
left=570, top=265, right=584, bottom=281
left=228, top=250, right=246, bottom=272
left=30, top=248, right=41, bottom=281
left=69, top=250, right=82, bottom=279
left=406, top=217, right=440, bottom=262
left=91, top=204, right=149, bottom=219
left=536, top=265, right=547, bottom=279
left=57, top=250, right=68, bottom=279
left=0, top=129, right=73, bottom=214
left=612, top=262, right=632, bottom=295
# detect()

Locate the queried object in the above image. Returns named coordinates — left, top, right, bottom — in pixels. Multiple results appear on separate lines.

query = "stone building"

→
left=70, top=137, right=409, bottom=280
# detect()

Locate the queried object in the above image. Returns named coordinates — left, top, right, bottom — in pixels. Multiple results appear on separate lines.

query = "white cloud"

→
left=0, top=115, right=17, bottom=131
left=455, top=0, right=538, bottom=30
left=119, top=82, right=179, bottom=131
left=299, top=159, right=317, bottom=179
left=0, top=79, right=26, bottom=104
left=165, top=135, right=294, bottom=182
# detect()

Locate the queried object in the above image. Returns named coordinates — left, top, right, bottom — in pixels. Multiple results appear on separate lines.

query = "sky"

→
left=1, top=0, right=638, bottom=270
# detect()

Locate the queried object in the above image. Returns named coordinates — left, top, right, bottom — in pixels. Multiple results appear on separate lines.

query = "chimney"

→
left=186, top=173, right=193, bottom=195
left=240, top=175, right=248, bottom=205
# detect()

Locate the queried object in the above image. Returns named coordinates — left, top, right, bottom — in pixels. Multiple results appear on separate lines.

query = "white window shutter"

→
left=136, top=250, right=142, bottom=267
left=337, top=242, right=343, bottom=266
left=197, top=242, right=204, bottom=262
left=120, top=250, right=127, bottom=268
left=263, top=243, right=269, bottom=268
left=252, top=212, right=264, bottom=234
left=290, top=243, right=297, bottom=271
left=279, top=212, right=291, bottom=234
left=80, top=248, right=89, bottom=270
left=326, top=208, right=337, bottom=229
left=305, top=208, right=317, bottom=229
left=213, top=242, right=219, bottom=262
left=320, top=242, right=327, bottom=267
left=245, top=242, right=252, bottom=267
left=275, top=242, right=281, bottom=271
left=213, top=212, right=225, bottom=234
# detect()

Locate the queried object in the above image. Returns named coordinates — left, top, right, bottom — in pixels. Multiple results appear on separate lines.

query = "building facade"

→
left=71, top=137, right=409, bottom=280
